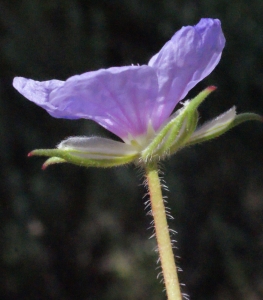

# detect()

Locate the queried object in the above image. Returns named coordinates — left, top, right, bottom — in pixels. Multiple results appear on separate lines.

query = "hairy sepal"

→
left=185, top=107, right=236, bottom=146
left=229, top=112, right=262, bottom=128
left=169, top=109, right=199, bottom=154
left=29, top=136, right=139, bottom=168
left=141, top=86, right=216, bottom=161
left=42, top=157, right=66, bottom=169
left=185, top=110, right=262, bottom=147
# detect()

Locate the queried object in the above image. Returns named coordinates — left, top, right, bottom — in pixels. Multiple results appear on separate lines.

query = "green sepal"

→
left=29, top=148, right=138, bottom=168
left=229, top=112, right=262, bottom=128
left=42, top=157, right=66, bottom=169
left=169, top=109, right=199, bottom=154
left=184, top=110, right=262, bottom=147
left=141, top=86, right=216, bottom=161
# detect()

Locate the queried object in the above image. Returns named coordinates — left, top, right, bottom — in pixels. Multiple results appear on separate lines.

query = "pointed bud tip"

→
left=27, top=151, right=33, bottom=157
left=207, top=86, right=217, bottom=92
left=41, top=163, right=48, bottom=170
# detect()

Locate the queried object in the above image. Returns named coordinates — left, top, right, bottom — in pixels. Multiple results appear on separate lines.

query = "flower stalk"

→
left=145, top=161, right=182, bottom=300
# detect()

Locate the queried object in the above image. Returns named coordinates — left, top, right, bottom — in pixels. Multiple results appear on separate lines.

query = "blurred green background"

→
left=1, top=1, right=263, bottom=299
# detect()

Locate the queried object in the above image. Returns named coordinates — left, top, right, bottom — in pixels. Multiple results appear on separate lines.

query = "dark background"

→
left=1, top=1, right=263, bottom=299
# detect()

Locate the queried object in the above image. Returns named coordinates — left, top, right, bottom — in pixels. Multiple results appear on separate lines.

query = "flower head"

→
left=13, top=18, right=261, bottom=168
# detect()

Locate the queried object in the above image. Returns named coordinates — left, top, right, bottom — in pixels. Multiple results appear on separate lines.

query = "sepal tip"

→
left=207, top=85, right=217, bottom=92
left=28, top=150, right=40, bottom=157
left=41, top=164, right=47, bottom=170
left=41, top=157, right=66, bottom=170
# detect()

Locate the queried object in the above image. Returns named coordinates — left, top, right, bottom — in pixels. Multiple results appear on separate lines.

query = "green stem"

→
left=144, top=161, right=182, bottom=300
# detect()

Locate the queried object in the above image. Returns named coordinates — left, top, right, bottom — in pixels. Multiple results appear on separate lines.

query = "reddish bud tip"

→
left=41, top=164, right=47, bottom=170
left=207, top=85, right=217, bottom=92
left=27, top=152, right=33, bottom=157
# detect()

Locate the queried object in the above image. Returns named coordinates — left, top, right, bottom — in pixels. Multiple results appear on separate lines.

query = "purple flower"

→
left=13, top=18, right=225, bottom=145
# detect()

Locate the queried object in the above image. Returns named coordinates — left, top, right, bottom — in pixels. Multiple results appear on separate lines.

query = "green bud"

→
left=29, top=137, right=139, bottom=168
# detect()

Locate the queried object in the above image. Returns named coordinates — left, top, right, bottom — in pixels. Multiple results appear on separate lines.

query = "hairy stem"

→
left=145, top=161, right=182, bottom=300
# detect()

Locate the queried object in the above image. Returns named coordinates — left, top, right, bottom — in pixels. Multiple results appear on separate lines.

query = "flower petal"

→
left=13, top=66, right=158, bottom=142
left=148, top=18, right=225, bottom=130
left=13, top=77, right=64, bottom=113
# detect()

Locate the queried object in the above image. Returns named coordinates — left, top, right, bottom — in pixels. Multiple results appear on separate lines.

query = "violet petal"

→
left=148, top=18, right=225, bottom=130
left=13, top=66, right=158, bottom=141
left=13, top=77, right=64, bottom=113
